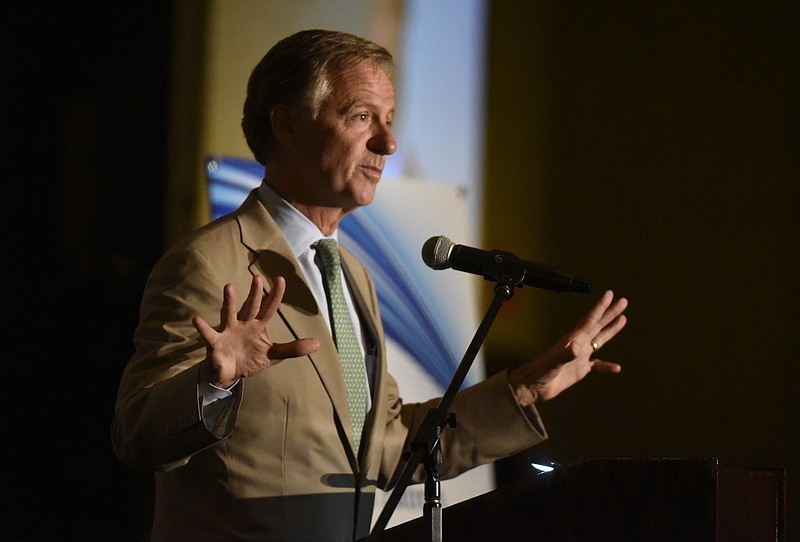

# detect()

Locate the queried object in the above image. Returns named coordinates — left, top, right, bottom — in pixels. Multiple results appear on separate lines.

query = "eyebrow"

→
left=337, top=99, right=395, bottom=118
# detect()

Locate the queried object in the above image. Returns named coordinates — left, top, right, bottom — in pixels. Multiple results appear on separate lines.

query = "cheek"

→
left=325, top=139, right=360, bottom=170
left=319, top=146, right=348, bottom=175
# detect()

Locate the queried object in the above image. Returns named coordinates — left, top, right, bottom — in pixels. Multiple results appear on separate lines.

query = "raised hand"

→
left=192, top=275, right=320, bottom=388
left=509, top=290, right=628, bottom=404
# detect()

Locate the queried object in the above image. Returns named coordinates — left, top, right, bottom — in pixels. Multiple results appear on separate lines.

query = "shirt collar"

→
left=257, top=182, right=337, bottom=256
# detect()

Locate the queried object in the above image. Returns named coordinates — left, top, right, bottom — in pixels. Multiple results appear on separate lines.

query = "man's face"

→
left=291, top=60, right=397, bottom=212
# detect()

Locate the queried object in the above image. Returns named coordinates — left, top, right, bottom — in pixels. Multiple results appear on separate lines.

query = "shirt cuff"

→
left=198, top=372, right=241, bottom=437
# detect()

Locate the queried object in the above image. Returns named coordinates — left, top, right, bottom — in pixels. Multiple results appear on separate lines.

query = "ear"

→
left=269, top=104, right=295, bottom=147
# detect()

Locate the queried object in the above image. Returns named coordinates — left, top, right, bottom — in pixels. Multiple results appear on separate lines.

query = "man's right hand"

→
left=192, top=275, right=320, bottom=388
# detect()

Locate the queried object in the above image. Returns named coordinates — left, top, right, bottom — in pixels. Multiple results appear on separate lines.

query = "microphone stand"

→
left=368, top=262, right=526, bottom=541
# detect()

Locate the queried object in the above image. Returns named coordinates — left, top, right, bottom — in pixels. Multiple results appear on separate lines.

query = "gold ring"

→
left=592, top=341, right=599, bottom=352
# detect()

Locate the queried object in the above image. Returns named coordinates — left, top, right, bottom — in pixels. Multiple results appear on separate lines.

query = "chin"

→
left=353, top=181, right=380, bottom=207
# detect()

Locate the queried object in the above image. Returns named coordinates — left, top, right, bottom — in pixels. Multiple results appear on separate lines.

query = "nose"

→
left=368, top=121, right=397, bottom=156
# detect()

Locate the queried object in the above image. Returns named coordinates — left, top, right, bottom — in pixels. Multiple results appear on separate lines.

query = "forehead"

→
left=323, top=60, right=395, bottom=109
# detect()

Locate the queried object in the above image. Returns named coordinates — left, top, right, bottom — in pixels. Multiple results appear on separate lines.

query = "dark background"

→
left=7, top=2, right=166, bottom=540
left=484, top=2, right=798, bottom=540
left=5, top=1, right=798, bottom=540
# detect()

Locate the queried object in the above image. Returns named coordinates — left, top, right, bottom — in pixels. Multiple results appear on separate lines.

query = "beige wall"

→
left=200, top=0, right=375, bottom=161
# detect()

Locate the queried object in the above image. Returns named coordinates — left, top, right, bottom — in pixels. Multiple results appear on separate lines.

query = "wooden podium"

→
left=373, top=458, right=785, bottom=541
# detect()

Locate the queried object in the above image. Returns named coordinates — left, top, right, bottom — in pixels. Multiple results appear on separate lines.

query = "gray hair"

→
left=242, top=29, right=393, bottom=165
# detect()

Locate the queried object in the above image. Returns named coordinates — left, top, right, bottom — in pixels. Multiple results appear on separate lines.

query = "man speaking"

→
left=111, top=29, right=628, bottom=542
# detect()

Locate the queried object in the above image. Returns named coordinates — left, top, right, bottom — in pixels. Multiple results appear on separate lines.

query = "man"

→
left=112, top=29, right=628, bottom=541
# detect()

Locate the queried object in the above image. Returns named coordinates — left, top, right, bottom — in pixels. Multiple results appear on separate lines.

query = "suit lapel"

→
left=235, top=190, right=355, bottom=462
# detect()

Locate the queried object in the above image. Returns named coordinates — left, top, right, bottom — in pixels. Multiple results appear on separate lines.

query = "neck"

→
left=264, top=175, right=351, bottom=236
left=288, top=202, right=349, bottom=237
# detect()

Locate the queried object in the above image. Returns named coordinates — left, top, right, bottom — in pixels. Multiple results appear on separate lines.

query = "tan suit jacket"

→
left=112, top=188, right=546, bottom=541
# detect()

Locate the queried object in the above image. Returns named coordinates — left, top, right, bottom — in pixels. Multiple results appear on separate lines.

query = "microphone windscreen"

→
left=421, top=235, right=454, bottom=270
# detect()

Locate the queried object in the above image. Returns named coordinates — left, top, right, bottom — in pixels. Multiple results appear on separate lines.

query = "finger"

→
left=557, top=339, right=583, bottom=366
left=268, top=338, right=321, bottom=361
left=585, top=295, right=628, bottom=345
left=239, top=275, right=264, bottom=320
left=590, top=359, right=622, bottom=374
left=219, top=283, right=237, bottom=329
left=581, top=290, right=615, bottom=328
left=257, top=276, right=286, bottom=321
left=594, top=314, right=628, bottom=349
left=597, top=296, right=628, bottom=329
left=192, top=315, right=216, bottom=344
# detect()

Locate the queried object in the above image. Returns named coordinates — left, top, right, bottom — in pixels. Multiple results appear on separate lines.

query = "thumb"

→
left=269, top=338, right=321, bottom=361
left=590, top=359, right=622, bottom=374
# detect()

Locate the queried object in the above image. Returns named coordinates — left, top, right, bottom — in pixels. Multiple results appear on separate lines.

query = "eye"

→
left=352, top=112, right=369, bottom=122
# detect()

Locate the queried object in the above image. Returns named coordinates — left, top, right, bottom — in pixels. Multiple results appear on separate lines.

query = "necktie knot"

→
left=313, top=238, right=341, bottom=274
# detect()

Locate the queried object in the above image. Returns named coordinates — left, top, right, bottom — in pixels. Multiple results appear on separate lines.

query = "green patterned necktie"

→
left=313, top=239, right=367, bottom=455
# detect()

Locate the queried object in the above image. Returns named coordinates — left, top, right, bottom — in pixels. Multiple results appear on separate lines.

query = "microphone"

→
left=421, top=235, right=590, bottom=293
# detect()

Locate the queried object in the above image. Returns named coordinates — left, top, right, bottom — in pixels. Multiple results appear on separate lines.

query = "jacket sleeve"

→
left=377, top=368, right=548, bottom=490
left=110, top=243, right=241, bottom=471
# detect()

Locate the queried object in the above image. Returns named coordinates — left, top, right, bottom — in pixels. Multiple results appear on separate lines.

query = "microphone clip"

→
left=482, top=250, right=527, bottom=294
